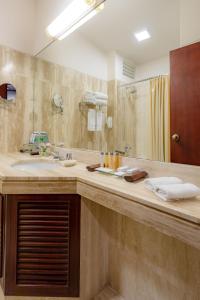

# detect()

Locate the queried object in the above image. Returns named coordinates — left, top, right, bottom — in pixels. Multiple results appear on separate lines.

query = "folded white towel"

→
left=96, top=111, right=104, bottom=131
left=88, top=109, right=96, bottom=131
left=154, top=183, right=200, bottom=201
left=94, top=92, right=108, bottom=100
left=85, top=91, right=108, bottom=101
left=85, top=91, right=94, bottom=97
left=144, top=177, right=183, bottom=191
left=95, top=99, right=107, bottom=106
left=84, top=95, right=96, bottom=104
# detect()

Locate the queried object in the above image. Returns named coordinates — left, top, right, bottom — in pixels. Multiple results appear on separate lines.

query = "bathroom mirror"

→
left=33, top=0, right=200, bottom=165
left=0, top=83, right=16, bottom=101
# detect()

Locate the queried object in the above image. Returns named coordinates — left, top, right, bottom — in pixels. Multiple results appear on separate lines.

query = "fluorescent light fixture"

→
left=134, top=30, right=151, bottom=42
left=47, top=0, right=105, bottom=40
left=58, top=9, right=97, bottom=40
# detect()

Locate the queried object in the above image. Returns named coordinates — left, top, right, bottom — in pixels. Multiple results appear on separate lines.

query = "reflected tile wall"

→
left=34, top=57, right=108, bottom=151
left=0, top=44, right=145, bottom=155
left=0, top=45, right=34, bottom=152
left=112, top=80, right=151, bottom=158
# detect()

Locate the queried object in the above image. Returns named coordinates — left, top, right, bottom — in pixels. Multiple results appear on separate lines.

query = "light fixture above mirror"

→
left=46, top=0, right=105, bottom=40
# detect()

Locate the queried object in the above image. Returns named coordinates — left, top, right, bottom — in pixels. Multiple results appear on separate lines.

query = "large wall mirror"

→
left=33, top=0, right=200, bottom=166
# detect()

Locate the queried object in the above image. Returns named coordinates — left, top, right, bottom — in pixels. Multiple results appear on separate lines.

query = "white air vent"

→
left=123, top=61, right=135, bottom=79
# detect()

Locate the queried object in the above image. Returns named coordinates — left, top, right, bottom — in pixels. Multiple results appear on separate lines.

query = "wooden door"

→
left=1, top=194, right=80, bottom=297
left=170, top=42, right=200, bottom=165
left=0, top=84, right=7, bottom=99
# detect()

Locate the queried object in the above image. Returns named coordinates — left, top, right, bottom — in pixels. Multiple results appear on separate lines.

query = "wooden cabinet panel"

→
left=1, top=194, right=80, bottom=297
left=0, top=195, right=2, bottom=278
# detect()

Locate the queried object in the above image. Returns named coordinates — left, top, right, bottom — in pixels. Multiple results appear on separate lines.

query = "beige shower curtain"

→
left=148, top=75, right=170, bottom=162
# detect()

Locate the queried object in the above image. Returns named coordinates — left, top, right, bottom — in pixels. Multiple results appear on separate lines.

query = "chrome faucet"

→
left=115, top=146, right=132, bottom=157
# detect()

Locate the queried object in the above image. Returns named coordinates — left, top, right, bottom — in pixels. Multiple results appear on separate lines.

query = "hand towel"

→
left=96, top=111, right=104, bottom=131
left=144, top=177, right=183, bottom=191
left=154, top=183, right=200, bottom=201
left=88, top=109, right=96, bottom=131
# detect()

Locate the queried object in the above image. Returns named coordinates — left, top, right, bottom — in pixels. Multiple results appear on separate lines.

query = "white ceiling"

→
left=0, top=0, right=36, bottom=54
left=79, top=0, right=180, bottom=64
left=0, top=0, right=180, bottom=67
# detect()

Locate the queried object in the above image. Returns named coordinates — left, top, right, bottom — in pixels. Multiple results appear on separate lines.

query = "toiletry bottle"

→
left=100, top=152, right=104, bottom=167
left=104, top=152, right=109, bottom=168
left=115, top=153, right=122, bottom=169
left=113, top=152, right=117, bottom=170
left=108, top=152, right=114, bottom=169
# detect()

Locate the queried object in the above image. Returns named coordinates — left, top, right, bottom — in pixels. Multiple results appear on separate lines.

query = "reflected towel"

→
left=96, top=111, right=104, bottom=131
left=94, top=92, right=108, bottom=100
left=88, top=109, right=96, bottom=131
left=144, top=177, right=183, bottom=191
left=85, top=91, right=108, bottom=101
left=154, top=183, right=200, bottom=201
left=95, top=99, right=107, bottom=106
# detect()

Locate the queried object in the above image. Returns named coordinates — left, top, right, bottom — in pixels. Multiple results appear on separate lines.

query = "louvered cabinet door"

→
left=1, top=194, right=80, bottom=297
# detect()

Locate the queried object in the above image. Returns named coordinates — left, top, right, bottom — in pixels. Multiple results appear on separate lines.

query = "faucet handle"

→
left=115, top=150, right=125, bottom=156
left=52, top=151, right=59, bottom=159
left=66, top=153, right=72, bottom=160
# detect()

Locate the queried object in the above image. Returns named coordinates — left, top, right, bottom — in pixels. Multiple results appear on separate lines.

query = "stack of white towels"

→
left=88, top=109, right=104, bottom=132
left=84, top=91, right=108, bottom=106
left=144, top=177, right=200, bottom=201
left=86, top=91, right=108, bottom=132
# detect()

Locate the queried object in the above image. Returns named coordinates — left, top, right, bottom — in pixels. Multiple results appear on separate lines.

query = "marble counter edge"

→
left=0, top=171, right=200, bottom=225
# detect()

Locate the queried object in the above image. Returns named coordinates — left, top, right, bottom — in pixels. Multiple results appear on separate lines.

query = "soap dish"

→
left=59, top=160, right=77, bottom=167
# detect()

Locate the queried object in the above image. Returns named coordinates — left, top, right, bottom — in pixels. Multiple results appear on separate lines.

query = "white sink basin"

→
left=11, top=159, right=61, bottom=171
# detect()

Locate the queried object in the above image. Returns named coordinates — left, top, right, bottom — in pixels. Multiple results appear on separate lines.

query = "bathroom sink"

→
left=11, top=159, right=61, bottom=171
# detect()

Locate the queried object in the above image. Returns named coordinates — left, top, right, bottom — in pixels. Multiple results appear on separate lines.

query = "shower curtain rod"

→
left=119, top=74, right=168, bottom=88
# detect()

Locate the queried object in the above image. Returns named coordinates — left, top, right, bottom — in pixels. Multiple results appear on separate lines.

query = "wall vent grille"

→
left=123, top=61, right=135, bottom=79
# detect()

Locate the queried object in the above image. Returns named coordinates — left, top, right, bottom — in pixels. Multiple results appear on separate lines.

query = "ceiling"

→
left=79, top=0, right=180, bottom=64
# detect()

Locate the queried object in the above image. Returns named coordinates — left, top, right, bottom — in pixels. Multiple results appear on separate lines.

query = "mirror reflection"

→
left=0, top=83, right=16, bottom=101
left=33, top=0, right=200, bottom=166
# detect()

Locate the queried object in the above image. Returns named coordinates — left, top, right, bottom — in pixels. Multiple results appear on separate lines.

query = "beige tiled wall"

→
left=134, top=81, right=150, bottom=158
left=0, top=45, right=34, bottom=152
left=0, top=44, right=110, bottom=153
left=34, top=58, right=108, bottom=151
left=107, top=80, right=150, bottom=157
left=107, top=207, right=200, bottom=300
left=0, top=44, right=155, bottom=158
left=33, top=60, right=153, bottom=156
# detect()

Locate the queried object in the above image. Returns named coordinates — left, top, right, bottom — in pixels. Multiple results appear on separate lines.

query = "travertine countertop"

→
left=0, top=153, right=200, bottom=227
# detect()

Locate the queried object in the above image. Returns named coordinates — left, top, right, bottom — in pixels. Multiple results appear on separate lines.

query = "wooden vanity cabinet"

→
left=0, top=195, right=3, bottom=278
left=0, top=194, right=80, bottom=297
